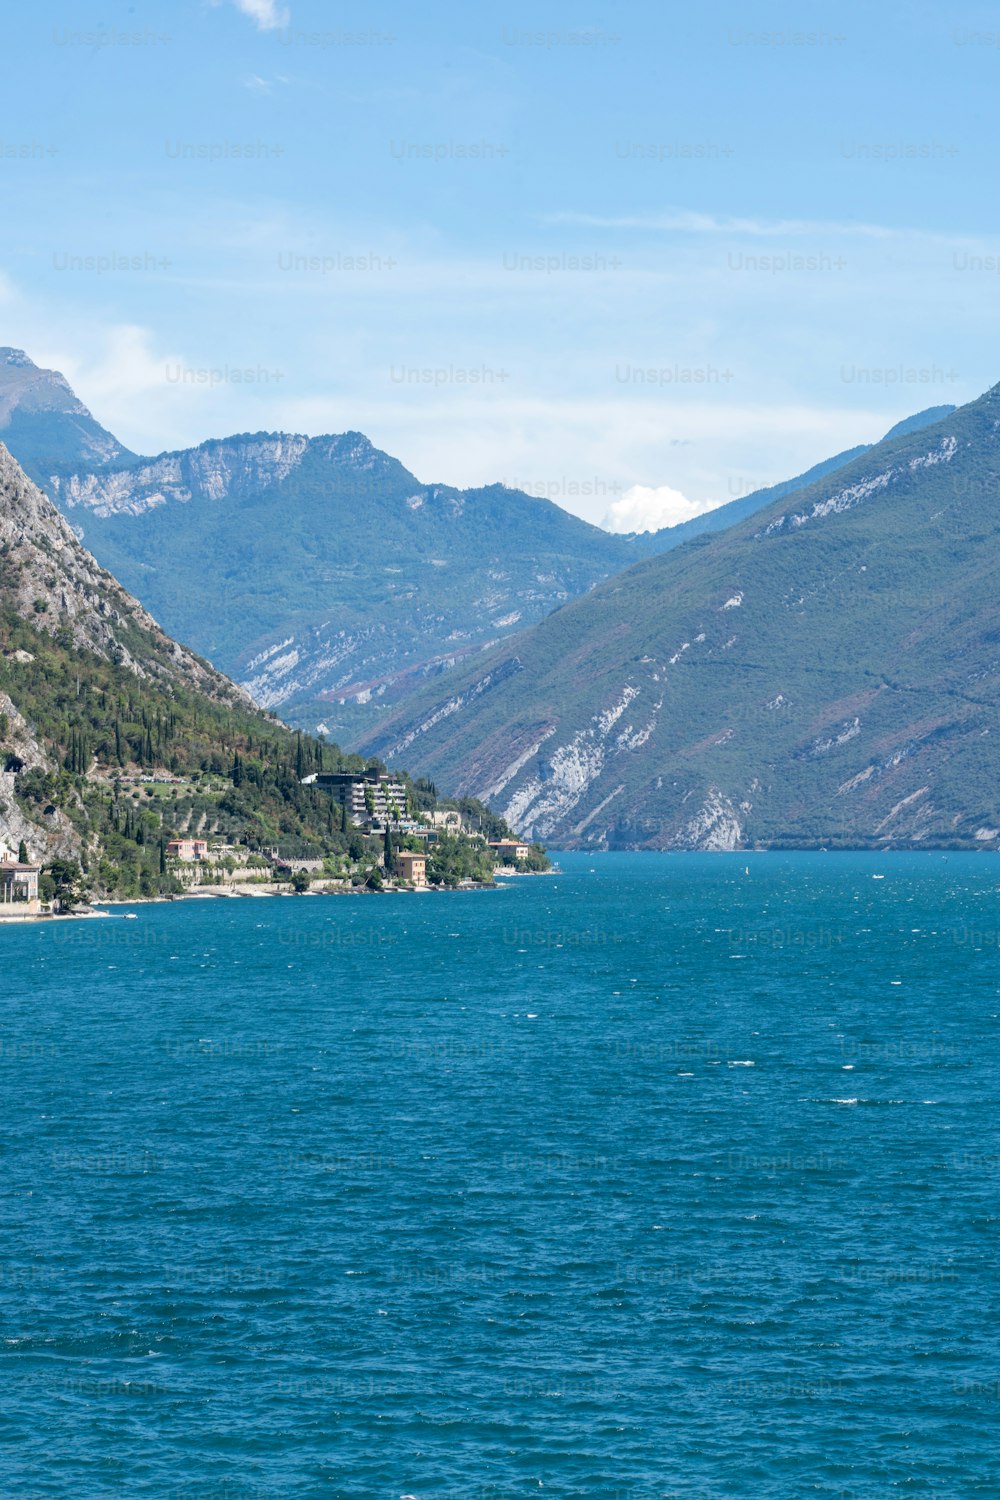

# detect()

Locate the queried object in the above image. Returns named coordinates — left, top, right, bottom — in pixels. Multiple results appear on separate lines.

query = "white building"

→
left=0, top=842, right=42, bottom=915
left=301, top=771, right=411, bottom=830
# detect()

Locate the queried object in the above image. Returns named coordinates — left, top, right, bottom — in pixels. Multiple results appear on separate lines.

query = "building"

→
left=0, top=854, right=41, bottom=915
left=488, top=838, right=532, bottom=863
left=396, top=851, right=427, bottom=887
left=428, top=809, right=464, bottom=833
left=166, top=838, right=209, bottom=862
left=302, top=771, right=411, bottom=830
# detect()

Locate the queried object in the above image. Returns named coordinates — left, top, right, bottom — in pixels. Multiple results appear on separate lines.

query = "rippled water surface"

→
left=5, top=851, right=1000, bottom=1497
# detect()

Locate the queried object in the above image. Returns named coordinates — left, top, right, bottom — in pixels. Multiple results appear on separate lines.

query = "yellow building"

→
left=488, top=838, right=531, bottom=863
left=396, top=851, right=427, bottom=887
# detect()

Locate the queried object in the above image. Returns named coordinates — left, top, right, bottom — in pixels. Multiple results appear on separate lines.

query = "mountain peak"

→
left=0, top=345, right=134, bottom=480
left=0, top=347, right=84, bottom=414
left=0, top=347, right=37, bottom=369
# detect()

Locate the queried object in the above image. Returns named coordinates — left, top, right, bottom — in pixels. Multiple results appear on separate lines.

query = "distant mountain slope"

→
left=626, top=405, right=954, bottom=558
left=0, top=347, right=135, bottom=483
left=360, top=392, right=1000, bottom=851
left=880, top=405, right=956, bottom=441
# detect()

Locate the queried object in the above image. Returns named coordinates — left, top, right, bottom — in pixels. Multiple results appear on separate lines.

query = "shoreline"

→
left=0, top=907, right=111, bottom=924
left=0, top=867, right=553, bottom=923
left=0, top=882, right=504, bottom=922
left=94, top=880, right=504, bottom=907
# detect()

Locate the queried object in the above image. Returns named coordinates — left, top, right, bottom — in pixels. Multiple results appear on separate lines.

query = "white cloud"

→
left=603, top=483, right=720, bottom=535
left=219, top=0, right=290, bottom=31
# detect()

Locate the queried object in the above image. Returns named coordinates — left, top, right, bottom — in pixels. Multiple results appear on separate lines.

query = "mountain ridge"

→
left=33, top=416, right=640, bottom=741
left=0, top=346, right=958, bottom=751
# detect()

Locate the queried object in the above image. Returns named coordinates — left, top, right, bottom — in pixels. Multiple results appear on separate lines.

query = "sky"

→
left=3, top=0, right=1000, bottom=529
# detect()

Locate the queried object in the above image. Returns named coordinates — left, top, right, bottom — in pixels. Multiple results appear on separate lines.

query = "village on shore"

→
left=1, top=768, right=548, bottom=922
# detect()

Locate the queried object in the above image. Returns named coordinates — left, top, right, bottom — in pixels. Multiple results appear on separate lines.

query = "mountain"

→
left=0, top=444, right=503, bottom=896
left=3, top=348, right=955, bottom=748
left=0, top=346, right=135, bottom=484
left=360, top=390, right=1000, bottom=851
left=46, top=430, right=638, bottom=744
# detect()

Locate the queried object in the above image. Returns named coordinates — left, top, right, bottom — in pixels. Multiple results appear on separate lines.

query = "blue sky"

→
left=3, top=0, right=1000, bottom=527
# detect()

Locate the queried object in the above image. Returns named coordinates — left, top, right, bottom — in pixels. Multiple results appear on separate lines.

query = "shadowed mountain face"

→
left=359, top=391, right=1000, bottom=851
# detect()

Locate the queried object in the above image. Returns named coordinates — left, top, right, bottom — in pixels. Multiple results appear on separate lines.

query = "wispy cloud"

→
left=545, top=210, right=896, bottom=239
left=243, top=72, right=290, bottom=93
left=218, top=0, right=290, bottom=32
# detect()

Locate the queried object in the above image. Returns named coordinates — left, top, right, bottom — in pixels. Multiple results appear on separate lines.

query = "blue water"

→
left=5, top=851, right=1000, bottom=1497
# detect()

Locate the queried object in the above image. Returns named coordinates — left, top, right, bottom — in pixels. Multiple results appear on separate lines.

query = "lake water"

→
left=4, top=851, right=1000, bottom=1497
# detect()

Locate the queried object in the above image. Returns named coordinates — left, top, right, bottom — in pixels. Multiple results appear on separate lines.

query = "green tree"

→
left=43, top=859, right=86, bottom=911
